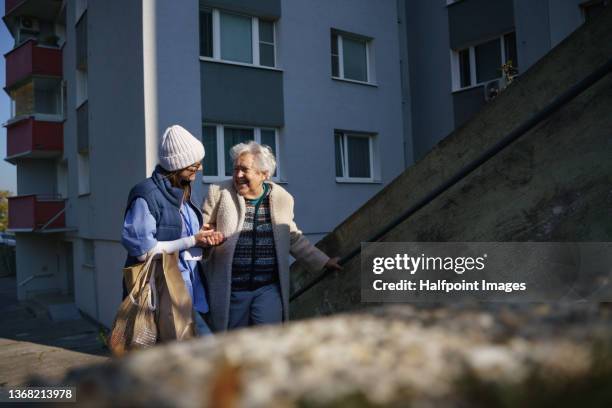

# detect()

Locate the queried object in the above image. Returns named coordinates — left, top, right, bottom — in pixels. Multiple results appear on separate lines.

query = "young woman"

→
left=121, top=124, right=223, bottom=335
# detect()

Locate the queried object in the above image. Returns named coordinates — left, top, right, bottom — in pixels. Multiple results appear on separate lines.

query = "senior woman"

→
left=202, top=141, right=342, bottom=331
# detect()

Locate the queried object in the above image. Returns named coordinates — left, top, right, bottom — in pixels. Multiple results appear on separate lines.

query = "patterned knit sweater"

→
left=231, top=184, right=278, bottom=291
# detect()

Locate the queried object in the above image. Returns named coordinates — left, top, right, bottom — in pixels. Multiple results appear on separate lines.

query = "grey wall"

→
left=16, top=160, right=57, bottom=195
left=396, top=0, right=415, bottom=167
left=86, top=0, right=147, bottom=241
left=15, top=235, right=61, bottom=300
left=279, top=0, right=405, bottom=236
left=513, top=0, right=552, bottom=72
left=201, top=0, right=281, bottom=19
left=548, top=0, right=584, bottom=48
left=201, top=62, right=284, bottom=127
left=448, top=0, right=515, bottom=49
left=142, top=0, right=205, bottom=201
left=405, top=0, right=455, bottom=160
left=453, top=85, right=485, bottom=128
left=514, top=0, right=584, bottom=73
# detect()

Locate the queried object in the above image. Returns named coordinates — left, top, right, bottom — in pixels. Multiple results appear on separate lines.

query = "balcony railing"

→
left=5, top=39, right=62, bottom=90
left=8, top=194, right=66, bottom=232
left=5, top=117, right=63, bottom=163
left=5, top=0, right=23, bottom=15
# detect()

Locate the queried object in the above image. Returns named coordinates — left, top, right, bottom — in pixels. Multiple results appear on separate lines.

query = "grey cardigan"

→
left=201, top=180, right=329, bottom=332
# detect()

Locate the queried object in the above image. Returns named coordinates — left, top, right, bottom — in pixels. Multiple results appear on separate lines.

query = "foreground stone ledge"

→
left=35, top=304, right=612, bottom=407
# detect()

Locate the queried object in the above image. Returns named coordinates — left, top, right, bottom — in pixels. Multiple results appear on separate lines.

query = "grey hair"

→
left=230, top=141, right=277, bottom=176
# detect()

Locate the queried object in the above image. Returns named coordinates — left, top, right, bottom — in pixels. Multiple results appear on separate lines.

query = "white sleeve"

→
left=136, top=236, right=196, bottom=261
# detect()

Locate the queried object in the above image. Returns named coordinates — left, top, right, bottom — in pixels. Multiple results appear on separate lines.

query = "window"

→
left=77, top=152, right=90, bottom=195
left=581, top=0, right=609, bottom=21
left=76, top=70, right=87, bottom=107
left=202, top=124, right=280, bottom=180
left=9, top=78, right=63, bottom=119
left=331, top=31, right=372, bottom=83
left=199, top=8, right=276, bottom=68
left=451, top=32, right=518, bottom=91
left=75, top=0, right=87, bottom=23
left=334, top=131, right=377, bottom=182
left=82, top=239, right=94, bottom=268
left=56, top=160, right=68, bottom=199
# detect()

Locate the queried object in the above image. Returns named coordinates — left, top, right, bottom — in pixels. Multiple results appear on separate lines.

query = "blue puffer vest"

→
left=123, top=165, right=203, bottom=268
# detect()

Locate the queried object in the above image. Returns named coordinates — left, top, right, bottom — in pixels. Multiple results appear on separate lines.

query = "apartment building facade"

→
left=4, top=0, right=406, bottom=326
left=399, top=0, right=606, bottom=160
left=4, top=0, right=605, bottom=326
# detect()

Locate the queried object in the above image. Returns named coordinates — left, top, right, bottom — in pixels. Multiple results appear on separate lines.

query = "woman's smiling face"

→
left=233, top=153, right=267, bottom=199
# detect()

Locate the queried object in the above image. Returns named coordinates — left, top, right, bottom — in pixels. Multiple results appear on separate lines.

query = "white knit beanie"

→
left=159, top=125, right=205, bottom=171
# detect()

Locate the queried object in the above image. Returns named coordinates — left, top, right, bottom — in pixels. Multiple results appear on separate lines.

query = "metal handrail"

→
left=39, top=206, right=66, bottom=231
left=18, top=273, right=54, bottom=287
left=290, top=57, right=612, bottom=302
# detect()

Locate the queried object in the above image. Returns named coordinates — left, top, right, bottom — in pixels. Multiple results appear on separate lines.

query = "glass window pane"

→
left=475, top=38, right=501, bottom=83
left=259, top=20, right=274, bottom=43
left=260, top=129, right=277, bottom=176
left=504, top=32, right=518, bottom=70
left=334, top=132, right=344, bottom=178
left=260, top=129, right=276, bottom=155
left=11, top=80, right=34, bottom=117
left=332, top=55, right=339, bottom=77
left=199, top=10, right=213, bottom=57
left=459, top=49, right=471, bottom=88
left=220, top=12, right=252, bottom=63
left=259, top=43, right=275, bottom=67
left=34, top=79, right=61, bottom=115
left=224, top=127, right=254, bottom=176
left=202, top=126, right=217, bottom=176
left=342, top=37, right=367, bottom=81
left=331, top=33, right=338, bottom=54
left=347, top=136, right=370, bottom=178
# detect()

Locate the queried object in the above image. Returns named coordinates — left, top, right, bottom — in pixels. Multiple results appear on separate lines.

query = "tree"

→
left=0, top=191, right=11, bottom=232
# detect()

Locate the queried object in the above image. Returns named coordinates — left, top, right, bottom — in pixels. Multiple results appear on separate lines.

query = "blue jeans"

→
left=228, top=284, right=283, bottom=330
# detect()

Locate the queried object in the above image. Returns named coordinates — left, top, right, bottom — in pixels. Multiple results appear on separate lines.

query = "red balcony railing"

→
left=5, top=39, right=62, bottom=89
left=8, top=195, right=65, bottom=231
left=5, top=0, right=23, bottom=15
left=5, top=117, right=63, bottom=161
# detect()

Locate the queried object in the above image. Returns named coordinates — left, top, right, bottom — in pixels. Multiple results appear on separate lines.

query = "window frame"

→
left=77, top=152, right=90, bottom=196
left=450, top=31, right=518, bottom=92
left=202, top=123, right=282, bottom=183
left=334, top=131, right=378, bottom=184
left=330, top=30, right=374, bottom=85
left=200, top=8, right=278, bottom=70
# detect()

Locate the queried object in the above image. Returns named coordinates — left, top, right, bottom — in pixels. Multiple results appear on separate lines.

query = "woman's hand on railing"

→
left=325, top=257, right=343, bottom=271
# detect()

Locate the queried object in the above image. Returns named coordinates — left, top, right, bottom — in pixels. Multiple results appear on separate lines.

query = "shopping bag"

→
left=155, top=252, right=197, bottom=341
left=109, top=255, right=158, bottom=357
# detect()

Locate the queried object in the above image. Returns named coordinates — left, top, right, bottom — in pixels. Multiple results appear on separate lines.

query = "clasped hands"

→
left=194, top=223, right=225, bottom=247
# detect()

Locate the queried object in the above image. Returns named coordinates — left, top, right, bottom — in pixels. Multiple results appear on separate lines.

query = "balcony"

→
left=8, top=194, right=66, bottom=232
left=5, top=39, right=62, bottom=90
left=5, top=117, right=62, bottom=163
left=4, top=0, right=63, bottom=28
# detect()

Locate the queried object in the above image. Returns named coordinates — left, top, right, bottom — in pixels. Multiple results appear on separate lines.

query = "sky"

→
left=0, top=1, right=17, bottom=193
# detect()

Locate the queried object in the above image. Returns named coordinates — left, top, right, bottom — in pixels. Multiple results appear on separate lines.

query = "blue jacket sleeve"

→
left=121, top=198, right=158, bottom=257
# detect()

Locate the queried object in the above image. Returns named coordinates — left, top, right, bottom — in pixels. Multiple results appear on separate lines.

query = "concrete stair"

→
left=289, top=6, right=612, bottom=319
